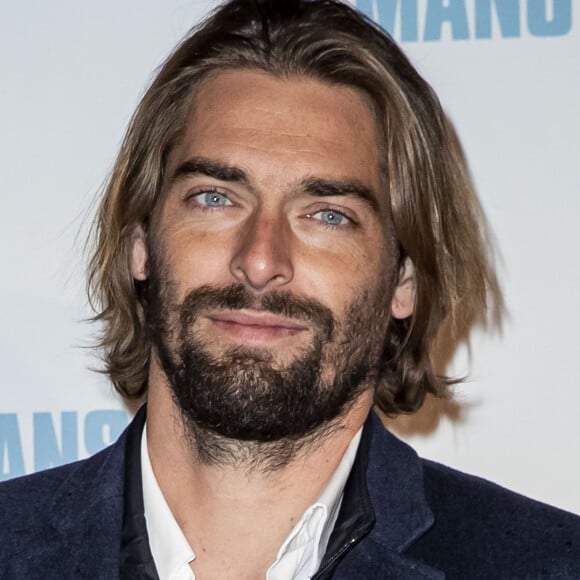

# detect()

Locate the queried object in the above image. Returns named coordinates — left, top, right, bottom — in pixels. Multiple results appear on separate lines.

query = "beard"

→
left=146, top=265, right=390, bottom=469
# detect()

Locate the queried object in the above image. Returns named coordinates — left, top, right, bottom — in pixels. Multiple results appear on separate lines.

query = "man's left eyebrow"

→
left=301, top=178, right=380, bottom=212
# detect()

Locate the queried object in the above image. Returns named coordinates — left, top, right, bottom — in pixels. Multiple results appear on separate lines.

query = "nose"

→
left=230, top=210, right=294, bottom=293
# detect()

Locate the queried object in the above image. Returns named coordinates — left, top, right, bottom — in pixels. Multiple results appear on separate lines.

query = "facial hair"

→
left=146, top=267, right=390, bottom=470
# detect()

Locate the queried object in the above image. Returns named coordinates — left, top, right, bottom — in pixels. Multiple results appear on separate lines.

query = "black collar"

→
left=119, top=405, right=376, bottom=579
left=119, top=405, right=159, bottom=579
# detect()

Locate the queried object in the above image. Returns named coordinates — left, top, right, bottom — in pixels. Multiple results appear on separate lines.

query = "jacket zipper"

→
left=311, top=528, right=368, bottom=579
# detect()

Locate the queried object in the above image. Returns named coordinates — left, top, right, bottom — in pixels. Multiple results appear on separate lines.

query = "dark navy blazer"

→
left=0, top=411, right=578, bottom=579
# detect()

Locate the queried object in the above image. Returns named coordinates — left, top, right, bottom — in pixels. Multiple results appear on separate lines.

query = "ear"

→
left=390, top=256, right=416, bottom=320
left=129, top=224, right=149, bottom=281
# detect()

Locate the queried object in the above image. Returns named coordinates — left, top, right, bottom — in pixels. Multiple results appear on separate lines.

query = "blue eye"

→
left=313, top=209, right=350, bottom=226
left=196, top=191, right=231, bottom=207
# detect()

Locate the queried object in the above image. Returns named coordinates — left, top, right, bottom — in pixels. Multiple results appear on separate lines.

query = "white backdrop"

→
left=1, top=1, right=578, bottom=514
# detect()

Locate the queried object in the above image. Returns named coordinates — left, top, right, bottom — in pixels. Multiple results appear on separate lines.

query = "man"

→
left=1, top=0, right=578, bottom=578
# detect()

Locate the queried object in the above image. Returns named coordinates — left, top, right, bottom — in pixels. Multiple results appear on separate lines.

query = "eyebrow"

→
left=169, top=156, right=380, bottom=212
left=170, top=157, right=249, bottom=185
left=300, top=177, right=380, bottom=212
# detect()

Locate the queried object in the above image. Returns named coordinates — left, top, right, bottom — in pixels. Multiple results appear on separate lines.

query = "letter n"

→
left=33, top=412, right=78, bottom=471
left=475, top=0, right=521, bottom=38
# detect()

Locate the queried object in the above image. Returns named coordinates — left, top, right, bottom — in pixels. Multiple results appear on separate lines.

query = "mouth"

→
left=206, top=309, right=309, bottom=345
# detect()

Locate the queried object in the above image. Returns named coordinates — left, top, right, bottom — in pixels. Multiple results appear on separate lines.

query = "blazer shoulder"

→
left=405, top=458, right=580, bottom=578
left=0, top=420, right=132, bottom=579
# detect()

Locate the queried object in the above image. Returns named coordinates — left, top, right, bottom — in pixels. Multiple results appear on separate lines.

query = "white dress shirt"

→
left=141, top=424, right=362, bottom=580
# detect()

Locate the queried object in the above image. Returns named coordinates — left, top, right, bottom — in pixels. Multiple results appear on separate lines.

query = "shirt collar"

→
left=267, top=428, right=362, bottom=579
left=141, top=424, right=195, bottom=579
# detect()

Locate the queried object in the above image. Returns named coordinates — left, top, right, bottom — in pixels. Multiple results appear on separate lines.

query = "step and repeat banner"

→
left=1, top=1, right=578, bottom=514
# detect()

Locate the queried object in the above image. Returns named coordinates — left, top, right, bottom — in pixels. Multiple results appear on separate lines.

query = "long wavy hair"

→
left=88, top=0, right=498, bottom=414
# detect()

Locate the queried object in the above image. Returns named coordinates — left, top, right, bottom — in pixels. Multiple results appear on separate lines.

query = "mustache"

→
left=177, top=284, right=335, bottom=340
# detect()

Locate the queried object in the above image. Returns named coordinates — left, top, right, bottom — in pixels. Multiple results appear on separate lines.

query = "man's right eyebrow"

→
left=169, top=157, right=249, bottom=185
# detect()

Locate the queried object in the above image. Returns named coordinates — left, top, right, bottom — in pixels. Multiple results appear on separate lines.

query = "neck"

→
left=144, top=363, right=373, bottom=574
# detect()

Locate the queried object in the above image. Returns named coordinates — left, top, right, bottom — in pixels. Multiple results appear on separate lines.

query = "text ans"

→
left=0, top=410, right=129, bottom=481
left=357, top=0, right=572, bottom=41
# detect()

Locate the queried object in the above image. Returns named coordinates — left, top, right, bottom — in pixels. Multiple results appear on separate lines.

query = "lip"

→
left=206, top=309, right=309, bottom=345
left=207, top=309, right=309, bottom=331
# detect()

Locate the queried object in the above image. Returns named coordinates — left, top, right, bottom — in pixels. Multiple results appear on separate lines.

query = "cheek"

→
left=161, top=229, right=235, bottom=295
left=298, top=242, right=390, bottom=317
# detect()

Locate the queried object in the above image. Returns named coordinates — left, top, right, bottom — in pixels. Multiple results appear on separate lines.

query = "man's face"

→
left=132, top=70, right=409, bottom=443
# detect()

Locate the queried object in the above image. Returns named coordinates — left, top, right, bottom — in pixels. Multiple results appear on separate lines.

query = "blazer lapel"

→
left=45, top=432, right=127, bottom=579
left=350, top=412, right=443, bottom=579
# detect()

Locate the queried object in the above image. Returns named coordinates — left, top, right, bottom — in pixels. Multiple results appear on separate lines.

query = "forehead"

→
left=167, top=69, right=384, bottom=202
